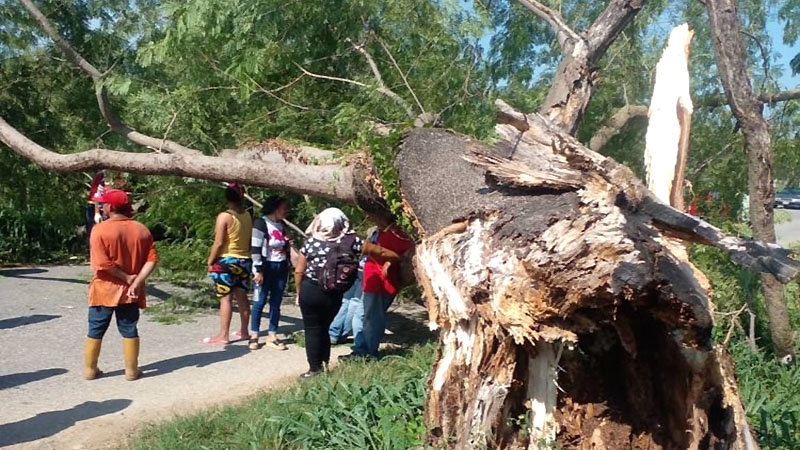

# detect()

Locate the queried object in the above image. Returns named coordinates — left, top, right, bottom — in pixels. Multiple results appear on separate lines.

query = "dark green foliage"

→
left=128, top=344, right=434, bottom=450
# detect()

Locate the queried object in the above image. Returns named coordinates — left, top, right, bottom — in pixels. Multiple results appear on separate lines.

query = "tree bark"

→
left=706, top=0, right=795, bottom=361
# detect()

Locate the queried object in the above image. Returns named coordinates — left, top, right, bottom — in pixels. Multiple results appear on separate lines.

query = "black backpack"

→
left=319, top=234, right=359, bottom=294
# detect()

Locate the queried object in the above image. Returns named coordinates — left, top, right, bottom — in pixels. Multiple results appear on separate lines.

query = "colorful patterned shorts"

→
left=209, top=257, right=252, bottom=297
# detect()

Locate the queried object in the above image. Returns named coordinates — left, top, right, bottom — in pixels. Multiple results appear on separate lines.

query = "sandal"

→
left=231, top=331, right=246, bottom=341
left=201, top=336, right=228, bottom=345
left=264, top=339, right=288, bottom=351
left=248, top=338, right=260, bottom=350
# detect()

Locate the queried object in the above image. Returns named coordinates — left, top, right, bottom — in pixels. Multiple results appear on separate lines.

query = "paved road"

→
left=775, top=209, right=800, bottom=247
left=0, top=265, right=347, bottom=450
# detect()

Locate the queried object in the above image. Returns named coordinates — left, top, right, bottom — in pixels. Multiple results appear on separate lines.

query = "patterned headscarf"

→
left=305, top=207, right=352, bottom=242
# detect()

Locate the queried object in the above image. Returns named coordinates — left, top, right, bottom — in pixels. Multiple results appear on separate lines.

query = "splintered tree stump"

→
left=395, top=122, right=763, bottom=449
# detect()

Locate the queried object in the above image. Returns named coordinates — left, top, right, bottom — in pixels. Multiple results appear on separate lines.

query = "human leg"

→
left=350, top=294, right=368, bottom=355
left=299, top=280, right=326, bottom=373
left=234, top=288, right=250, bottom=339
left=320, top=294, right=342, bottom=367
left=362, top=292, right=394, bottom=357
left=250, top=284, right=267, bottom=339
left=115, top=303, right=141, bottom=380
left=85, top=306, right=113, bottom=380
left=266, top=262, right=288, bottom=340
left=329, top=297, right=351, bottom=344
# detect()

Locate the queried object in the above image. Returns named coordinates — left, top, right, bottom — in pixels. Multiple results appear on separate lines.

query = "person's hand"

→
left=295, top=294, right=300, bottom=306
left=127, top=278, right=143, bottom=299
left=207, top=263, right=215, bottom=273
left=254, top=273, right=264, bottom=285
left=382, top=262, right=392, bottom=277
left=125, top=273, right=137, bottom=285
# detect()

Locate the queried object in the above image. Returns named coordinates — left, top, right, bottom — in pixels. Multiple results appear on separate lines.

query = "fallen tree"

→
left=3, top=0, right=799, bottom=448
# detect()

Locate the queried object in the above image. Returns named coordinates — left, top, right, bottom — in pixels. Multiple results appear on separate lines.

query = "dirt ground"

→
left=0, top=265, right=428, bottom=450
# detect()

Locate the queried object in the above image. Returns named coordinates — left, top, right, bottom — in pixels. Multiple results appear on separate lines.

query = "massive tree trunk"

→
left=706, top=0, right=795, bottom=361
left=395, top=107, right=778, bottom=447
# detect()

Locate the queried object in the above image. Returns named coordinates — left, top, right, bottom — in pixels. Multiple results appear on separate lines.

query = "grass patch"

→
left=730, top=339, right=800, bottom=448
left=127, top=344, right=434, bottom=450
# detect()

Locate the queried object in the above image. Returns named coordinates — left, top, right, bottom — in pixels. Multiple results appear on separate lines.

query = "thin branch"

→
left=19, top=0, right=202, bottom=156
left=294, top=62, right=417, bottom=119
left=374, top=35, right=426, bottom=115
left=515, top=0, right=581, bottom=49
left=741, top=29, right=771, bottom=93
left=348, top=38, right=387, bottom=88
left=159, top=110, right=180, bottom=153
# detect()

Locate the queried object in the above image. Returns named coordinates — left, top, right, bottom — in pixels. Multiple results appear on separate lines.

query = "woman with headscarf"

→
left=294, top=208, right=401, bottom=378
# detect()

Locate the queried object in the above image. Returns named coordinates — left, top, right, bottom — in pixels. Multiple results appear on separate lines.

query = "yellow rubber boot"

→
left=84, top=338, right=103, bottom=380
left=122, top=337, right=141, bottom=381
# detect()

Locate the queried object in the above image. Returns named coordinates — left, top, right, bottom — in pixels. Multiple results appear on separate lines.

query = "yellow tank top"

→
left=221, top=209, right=252, bottom=259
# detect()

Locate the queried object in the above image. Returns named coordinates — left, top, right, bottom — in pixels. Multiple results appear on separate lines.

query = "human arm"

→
left=362, top=241, right=401, bottom=262
left=293, top=253, right=307, bottom=306
left=207, top=213, right=229, bottom=271
left=127, top=260, right=157, bottom=299
left=251, top=218, right=267, bottom=284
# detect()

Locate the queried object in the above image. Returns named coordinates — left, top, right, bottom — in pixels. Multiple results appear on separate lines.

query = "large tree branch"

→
left=584, top=0, right=647, bottom=61
left=589, top=86, right=799, bottom=151
left=19, top=0, right=202, bottom=156
left=515, top=0, right=580, bottom=50
left=0, top=116, right=355, bottom=202
left=535, top=0, right=648, bottom=134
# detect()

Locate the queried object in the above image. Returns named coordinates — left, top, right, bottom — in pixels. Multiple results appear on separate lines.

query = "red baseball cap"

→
left=96, top=189, right=129, bottom=207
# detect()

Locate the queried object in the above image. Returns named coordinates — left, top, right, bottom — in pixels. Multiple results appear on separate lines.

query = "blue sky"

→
left=767, top=18, right=797, bottom=89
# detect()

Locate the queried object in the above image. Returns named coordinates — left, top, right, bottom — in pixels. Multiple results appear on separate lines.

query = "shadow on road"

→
left=0, top=368, right=68, bottom=390
left=0, top=399, right=132, bottom=447
left=0, top=267, right=90, bottom=285
left=0, top=314, right=61, bottom=330
left=103, top=346, right=250, bottom=378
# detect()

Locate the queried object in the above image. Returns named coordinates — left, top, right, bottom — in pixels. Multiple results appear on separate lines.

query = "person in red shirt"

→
left=343, top=211, right=414, bottom=359
left=85, top=189, right=158, bottom=381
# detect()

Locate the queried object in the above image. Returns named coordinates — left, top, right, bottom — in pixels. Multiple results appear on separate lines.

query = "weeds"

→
left=128, top=344, right=434, bottom=450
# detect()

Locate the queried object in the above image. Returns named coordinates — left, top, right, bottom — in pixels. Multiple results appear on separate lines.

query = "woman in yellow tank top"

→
left=204, top=184, right=253, bottom=345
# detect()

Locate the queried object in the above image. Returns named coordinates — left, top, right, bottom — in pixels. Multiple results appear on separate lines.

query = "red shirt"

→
left=363, top=225, right=414, bottom=296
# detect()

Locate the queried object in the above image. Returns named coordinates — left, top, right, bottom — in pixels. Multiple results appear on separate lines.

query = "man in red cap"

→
left=85, top=189, right=158, bottom=381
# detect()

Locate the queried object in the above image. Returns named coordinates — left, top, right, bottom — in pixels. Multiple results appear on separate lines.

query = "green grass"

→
left=127, top=344, right=433, bottom=450
left=730, top=339, right=800, bottom=449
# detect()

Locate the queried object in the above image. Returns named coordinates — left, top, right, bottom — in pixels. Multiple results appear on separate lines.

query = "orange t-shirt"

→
left=89, top=217, right=158, bottom=308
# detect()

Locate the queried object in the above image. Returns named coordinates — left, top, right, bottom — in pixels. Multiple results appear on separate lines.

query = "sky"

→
left=767, top=18, right=798, bottom=89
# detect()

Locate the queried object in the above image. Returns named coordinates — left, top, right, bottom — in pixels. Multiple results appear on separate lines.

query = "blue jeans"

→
left=329, top=271, right=364, bottom=343
left=88, top=304, right=139, bottom=339
left=250, top=261, right=289, bottom=335
left=352, top=292, right=394, bottom=357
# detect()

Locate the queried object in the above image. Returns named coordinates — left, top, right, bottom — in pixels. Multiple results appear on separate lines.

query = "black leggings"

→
left=299, top=279, right=343, bottom=372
